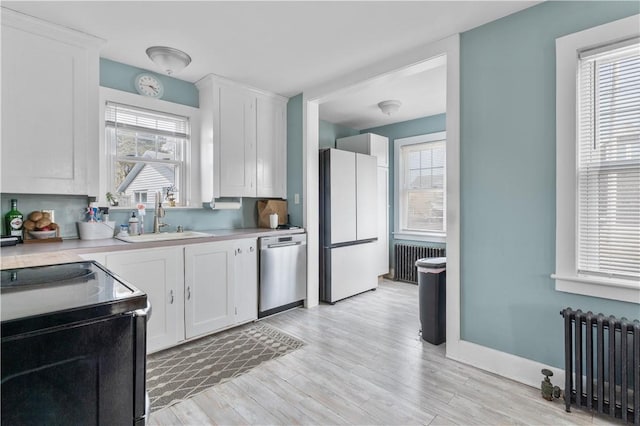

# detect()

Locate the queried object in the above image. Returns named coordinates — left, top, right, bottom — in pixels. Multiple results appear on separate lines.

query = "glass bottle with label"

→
left=5, top=199, right=23, bottom=237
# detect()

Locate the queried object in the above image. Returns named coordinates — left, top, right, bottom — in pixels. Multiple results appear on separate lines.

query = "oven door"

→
left=1, top=312, right=144, bottom=426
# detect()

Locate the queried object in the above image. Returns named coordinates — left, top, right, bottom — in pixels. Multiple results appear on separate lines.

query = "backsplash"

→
left=1, top=194, right=260, bottom=239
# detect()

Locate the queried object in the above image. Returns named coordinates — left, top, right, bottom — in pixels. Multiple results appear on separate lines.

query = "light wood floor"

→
left=149, top=280, right=615, bottom=425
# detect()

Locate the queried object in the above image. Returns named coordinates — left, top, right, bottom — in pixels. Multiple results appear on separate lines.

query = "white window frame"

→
left=99, top=87, right=201, bottom=208
left=394, top=131, right=447, bottom=242
left=554, top=14, right=640, bottom=304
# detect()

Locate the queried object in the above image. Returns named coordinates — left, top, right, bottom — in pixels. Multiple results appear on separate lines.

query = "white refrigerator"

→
left=319, top=148, right=378, bottom=303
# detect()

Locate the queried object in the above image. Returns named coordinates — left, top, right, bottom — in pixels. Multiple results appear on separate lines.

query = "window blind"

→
left=105, top=102, right=189, bottom=138
left=577, top=39, right=640, bottom=280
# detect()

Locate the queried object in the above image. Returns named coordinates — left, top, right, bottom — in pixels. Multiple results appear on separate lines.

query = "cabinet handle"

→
left=237, top=248, right=242, bottom=255
left=169, top=290, right=174, bottom=304
left=187, top=286, right=191, bottom=300
left=250, top=246, right=254, bottom=252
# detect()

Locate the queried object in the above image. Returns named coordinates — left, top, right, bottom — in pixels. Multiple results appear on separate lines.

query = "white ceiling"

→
left=3, top=1, right=539, bottom=128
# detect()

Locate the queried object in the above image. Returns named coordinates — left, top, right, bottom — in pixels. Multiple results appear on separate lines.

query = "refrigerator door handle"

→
left=330, top=238, right=377, bottom=249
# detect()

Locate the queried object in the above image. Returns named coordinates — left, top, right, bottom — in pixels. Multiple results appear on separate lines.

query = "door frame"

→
left=301, top=34, right=461, bottom=357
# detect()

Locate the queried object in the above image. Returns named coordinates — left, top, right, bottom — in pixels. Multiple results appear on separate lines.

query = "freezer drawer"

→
left=321, top=241, right=377, bottom=303
left=259, top=234, right=307, bottom=316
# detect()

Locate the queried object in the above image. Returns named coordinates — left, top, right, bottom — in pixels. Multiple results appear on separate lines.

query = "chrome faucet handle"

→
left=176, top=225, right=184, bottom=233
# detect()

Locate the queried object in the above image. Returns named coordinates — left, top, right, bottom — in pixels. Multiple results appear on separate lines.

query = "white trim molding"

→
left=447, top=340, right=565, bottom=390
left=554, top=14, right=640, bottom=304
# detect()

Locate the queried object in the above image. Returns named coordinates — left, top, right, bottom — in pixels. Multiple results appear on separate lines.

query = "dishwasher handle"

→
left=260, top=233, right=306, bottom=250
left=267, top=241, right=305, bottom=249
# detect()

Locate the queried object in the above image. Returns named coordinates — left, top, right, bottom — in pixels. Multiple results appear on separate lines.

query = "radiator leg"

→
left=634, top=321, right=639, bottom=426
left=564, top=308, right=573, bottom=413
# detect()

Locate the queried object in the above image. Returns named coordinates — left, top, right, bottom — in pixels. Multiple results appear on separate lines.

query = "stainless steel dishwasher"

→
left=258, top=233, right=307, bottom=318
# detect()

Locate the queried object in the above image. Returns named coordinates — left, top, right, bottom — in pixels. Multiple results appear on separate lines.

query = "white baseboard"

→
left=446, top=339, right=565, bottom=389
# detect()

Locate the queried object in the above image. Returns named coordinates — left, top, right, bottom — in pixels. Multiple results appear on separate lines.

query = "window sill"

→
left=393, top=231, right=446, bottom=243
left=551, top=274, right=640, bottom=304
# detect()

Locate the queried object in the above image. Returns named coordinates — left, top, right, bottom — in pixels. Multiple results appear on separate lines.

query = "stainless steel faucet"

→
left=153, top=191, right=169, bottom=233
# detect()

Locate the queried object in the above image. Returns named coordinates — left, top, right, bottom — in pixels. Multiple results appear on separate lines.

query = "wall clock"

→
left=135, top=73, right=164, bottom=98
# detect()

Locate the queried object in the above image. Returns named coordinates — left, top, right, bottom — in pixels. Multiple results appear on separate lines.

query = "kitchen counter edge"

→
left=0, top=228, right=305, bottom=270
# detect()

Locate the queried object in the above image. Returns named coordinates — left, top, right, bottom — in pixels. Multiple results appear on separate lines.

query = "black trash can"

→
left=415, top=257, right=446, bottom=345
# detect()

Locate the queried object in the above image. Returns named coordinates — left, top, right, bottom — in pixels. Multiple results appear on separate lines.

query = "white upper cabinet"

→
left=219, top=82, right=257, bottom=197
left=197, top=75, right=287, bottom=201
left=337, top=133, right=389, bottom=167
left=1, top=9, right=102, bottom=195
left=256, top=95, right=287, bottom=198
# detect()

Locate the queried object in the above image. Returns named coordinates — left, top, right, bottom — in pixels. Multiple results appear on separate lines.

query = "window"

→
left=394, top=132, right=446, bottom=241
left=554, top=15, right=639, bottom=303
left=133, top=191, right=148, bottom=204
left=105, top=102, right=189, bottom=207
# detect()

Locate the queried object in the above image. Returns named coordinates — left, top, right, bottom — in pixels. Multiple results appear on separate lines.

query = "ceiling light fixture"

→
left=146, top=46, right=192, bottom=76
left=377, top=100, right=402, bottom=116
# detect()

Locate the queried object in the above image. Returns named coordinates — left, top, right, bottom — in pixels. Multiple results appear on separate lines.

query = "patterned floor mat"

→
left=146, top=322, right=305, bottom=411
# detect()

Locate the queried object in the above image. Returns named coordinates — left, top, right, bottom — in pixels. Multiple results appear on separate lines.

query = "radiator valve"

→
left=541, top=369, right=561, bottom=401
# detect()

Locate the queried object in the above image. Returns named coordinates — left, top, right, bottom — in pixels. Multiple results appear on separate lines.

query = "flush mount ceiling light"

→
left=146, top=46, right=192, bottom=76
left=377, top=100, right=402, bottom=116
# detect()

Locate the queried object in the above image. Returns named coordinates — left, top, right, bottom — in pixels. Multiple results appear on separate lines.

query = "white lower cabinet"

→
left=92, top=238, right=258, bottom=353
left=184, top=240, right=235, bottom=339
left=104, top=246, right=185, bottom=353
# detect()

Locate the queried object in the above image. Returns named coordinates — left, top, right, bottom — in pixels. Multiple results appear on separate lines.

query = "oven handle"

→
left=133, top=301, right=149, bottom=420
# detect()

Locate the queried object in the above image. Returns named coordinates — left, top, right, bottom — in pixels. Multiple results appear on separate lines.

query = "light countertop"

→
left=1, top=227, right=305, bottom=270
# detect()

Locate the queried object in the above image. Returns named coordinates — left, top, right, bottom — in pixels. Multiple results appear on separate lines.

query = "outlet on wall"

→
left=294, top=194, right=300, bottom=204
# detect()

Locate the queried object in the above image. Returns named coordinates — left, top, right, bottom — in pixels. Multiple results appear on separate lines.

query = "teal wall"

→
left=362, top=114, right=447, bottom=270
left=459, top=1, right=640, bottom=368
left=319, top=120, right=359, bottom=149
left=100, top=58, right=199, bottom=107
left=287, top=94, right=304, bottom=227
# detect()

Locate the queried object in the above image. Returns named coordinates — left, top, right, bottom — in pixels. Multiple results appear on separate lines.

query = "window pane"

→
left=433, top=146, right=445, bottom=167
left=421, top=169, right=432, bottom=188
left=577, top=41, right=640, bottom=279
left=421, top=149, right=432, bottom=168
left=399, top=137, right=446, bottom=234
left=408, top=169, right=421, bottom=188
left=408, top=151, right=420, bottom=169
left=406, top=189, right=444, bottom=232
left=114, top=161, right=179, bottom=205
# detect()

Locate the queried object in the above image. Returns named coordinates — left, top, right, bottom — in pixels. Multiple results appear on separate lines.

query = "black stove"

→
left=1, top=261, right=146, bottom=337
left=1, top=261, right=149, bottom=425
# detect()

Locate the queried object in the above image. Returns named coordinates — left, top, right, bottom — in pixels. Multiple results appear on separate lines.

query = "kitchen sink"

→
left=115, top=231, right=213, bottom=243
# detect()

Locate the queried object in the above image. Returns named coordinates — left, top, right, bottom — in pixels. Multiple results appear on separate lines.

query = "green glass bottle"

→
left=5, top=199, right=23, bottom=237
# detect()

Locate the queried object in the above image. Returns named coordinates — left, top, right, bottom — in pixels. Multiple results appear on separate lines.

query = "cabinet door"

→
left=369, top=134, right=389, bottom=167
left=105, top=247, right=184, bottom=353
left=376, top=167, right=390, bottom=276
left=234, top=239, right=258, bottom=324
left=256, top=96, right=287, bottom=198
left=184, top=241, right=235, bottom=339
left=1, top=14, right=99, bottom=195
left=218, top=84, right=256, bottom=197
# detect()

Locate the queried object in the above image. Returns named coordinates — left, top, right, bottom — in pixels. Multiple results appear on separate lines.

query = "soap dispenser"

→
left=128, top=211, right=139, bottom=235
